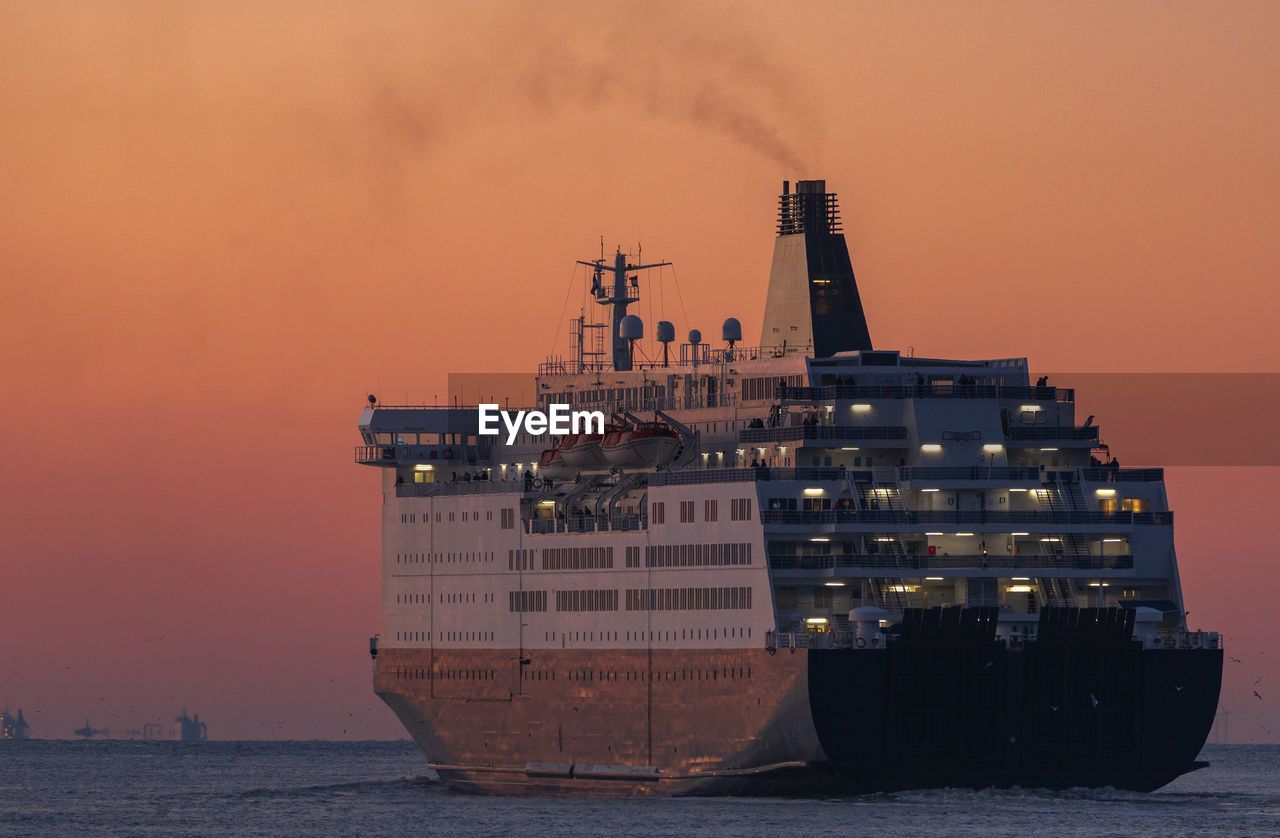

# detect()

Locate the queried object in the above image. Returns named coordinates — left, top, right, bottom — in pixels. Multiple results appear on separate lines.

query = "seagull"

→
left=1049, top=705, right=1060, bottom=712
left=1254, top=676, right=1263, bottom=687
left=1254, top=690, right=1263, bottom=700
left=1090, top=692, right=1099, bottom=708
left=1229, top=656, right=1242, bottom=663
left=1264, top=726, right=1274, bottom=735
left=1174, top=685, right=1184, bottom=692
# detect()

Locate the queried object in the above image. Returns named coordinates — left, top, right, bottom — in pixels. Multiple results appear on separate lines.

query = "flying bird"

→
left=1090, top=692, right=1099, bottom=708
left=1264, top=726, right=1274, bottom=735
left=1254, top=676, right=1263, bottom=687
left=1254, top=690, right=1263, bottom=700
left=1049, top=705, right=1060, bottom=712
left=1174, top=685, right=1184, bottom=692
left=1229, top=656, right=1242, bottom=663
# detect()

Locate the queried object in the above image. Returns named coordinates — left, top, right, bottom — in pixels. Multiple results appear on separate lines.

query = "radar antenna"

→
left=576, top=247, right=671, bottom=372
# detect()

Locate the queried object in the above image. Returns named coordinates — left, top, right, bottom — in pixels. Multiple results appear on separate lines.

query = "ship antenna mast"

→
left=576, top=246, right=670, bottom=372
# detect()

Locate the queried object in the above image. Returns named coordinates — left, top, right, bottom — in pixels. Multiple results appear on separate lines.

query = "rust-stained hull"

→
left=374, top=647, right=827, bottom=795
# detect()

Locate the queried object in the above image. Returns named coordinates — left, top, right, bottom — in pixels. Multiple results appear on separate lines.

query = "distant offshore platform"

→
left=71, top=709, right=208, bottom=741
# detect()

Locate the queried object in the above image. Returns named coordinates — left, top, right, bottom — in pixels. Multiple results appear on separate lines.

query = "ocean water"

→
left=1, top=741, right=1275, bottom=837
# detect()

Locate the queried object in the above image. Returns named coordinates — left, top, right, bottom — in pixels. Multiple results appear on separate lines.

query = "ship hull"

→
left=374, top=641, right=1221, bottom=796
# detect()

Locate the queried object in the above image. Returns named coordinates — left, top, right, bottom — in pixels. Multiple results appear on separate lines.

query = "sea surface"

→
left=1, top=741, right=1275, bottom=837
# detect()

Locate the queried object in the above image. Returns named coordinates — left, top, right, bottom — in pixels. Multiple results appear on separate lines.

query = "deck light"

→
left=921, top=444, right=942, bottom=453
left=1102, top=538, right=1124, bottom=543
left=1011, top=532, right=1030, bottom=536
left=925, top=531, right=945, bottom=536
left=1009, top=488, right=1028, bottom=492
left=921, top=488, right=940, bottom=492
left=414, top=464, right=434, bottom=471
left=803, top=488, right=824, bottom=496
left=874, top=537, right=895, bottom=542
left=1040, top=537, right=1062, bottom=543
left=1007, top=585, right=1033, bottom=593
left=955, top=532, right=975, bottom=537
left=824, top=582, right=846, bottom=587
left=840, top=447, right=861, bottom=451
left=925, top=577, right=945, bottom=581
left=805, top=617, right=829, bottom=625
left=1088, top=583, right=1111, bottom=588
left=1012, top=577, right=1030, bottom=581
left=1040, top=447, right=1059, bottom=452
left=983, top=444, right=1004, bottom=453
left=809, top=537, right=830, bottom=543
left=1095, top=488, right=1117, bottom=497
left=1019, top=405, right=1043, bottom=412
left=851, top=404, right=872, bottom=412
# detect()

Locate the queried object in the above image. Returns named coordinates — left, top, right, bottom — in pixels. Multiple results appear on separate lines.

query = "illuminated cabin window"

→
left=1099, top=497, right=1148, bottom=514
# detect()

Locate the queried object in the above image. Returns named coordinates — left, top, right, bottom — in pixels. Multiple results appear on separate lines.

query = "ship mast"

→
left=577, top=248, right=670, bottom=372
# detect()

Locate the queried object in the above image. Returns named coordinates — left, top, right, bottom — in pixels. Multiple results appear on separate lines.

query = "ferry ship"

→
left=356, top=180, right=1222, bottom=795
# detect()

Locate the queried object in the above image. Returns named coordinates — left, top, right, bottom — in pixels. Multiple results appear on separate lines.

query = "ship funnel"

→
left=760, top=179, right=872, bottom=357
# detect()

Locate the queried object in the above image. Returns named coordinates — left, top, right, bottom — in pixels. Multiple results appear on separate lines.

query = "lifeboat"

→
left=558, top=428, right=613, bottom=469
left=538, top=447, right=577, bottom=481
left=601, top=422, right=680, bottom=469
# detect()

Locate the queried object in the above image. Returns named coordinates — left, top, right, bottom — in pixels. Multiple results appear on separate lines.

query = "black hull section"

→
left=810, top=613, right=1222, bottom=792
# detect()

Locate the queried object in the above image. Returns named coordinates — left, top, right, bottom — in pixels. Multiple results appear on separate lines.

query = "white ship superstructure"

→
left=356, top=180, right=1220, bottom=795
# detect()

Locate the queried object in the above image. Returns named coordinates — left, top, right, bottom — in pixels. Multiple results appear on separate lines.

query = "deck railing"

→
left=738, top=425, right=909, bottom=444
left=649, top=467, right=848, bottom=486
left=761, top=509, right=1172, bottom=526
left=767, top=553, right=1135, bottom=571
left=1007, top=426, right=1100, bottom=441
left=898, top=466, right=1042, bottom=482
left=776, top=385, right=1072, bottom=403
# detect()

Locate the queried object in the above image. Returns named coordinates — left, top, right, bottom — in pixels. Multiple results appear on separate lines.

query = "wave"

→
left=238, top=774, right=444, bottom=799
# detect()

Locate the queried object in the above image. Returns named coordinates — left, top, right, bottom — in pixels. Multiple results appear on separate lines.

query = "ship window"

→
left=1121, top=498, right=1148, bottom=513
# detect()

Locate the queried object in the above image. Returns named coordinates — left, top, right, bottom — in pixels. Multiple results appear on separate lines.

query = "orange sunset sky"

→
left=2, top=1, right=1278, bottom=741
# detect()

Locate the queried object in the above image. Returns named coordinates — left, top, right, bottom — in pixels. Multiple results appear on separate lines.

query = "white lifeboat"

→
left=558, top=428, right=612, bottom=469
left=538, top=447, right=577, bottom=481
left=601, top=422, right=680, bottom=469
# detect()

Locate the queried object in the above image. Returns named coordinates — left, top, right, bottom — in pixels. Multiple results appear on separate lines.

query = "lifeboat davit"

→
left=601, top=422, right=680, bottom=469
left=558, top=428, right=613, bottom=470
left=538, top=447, right=577, bottom=481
